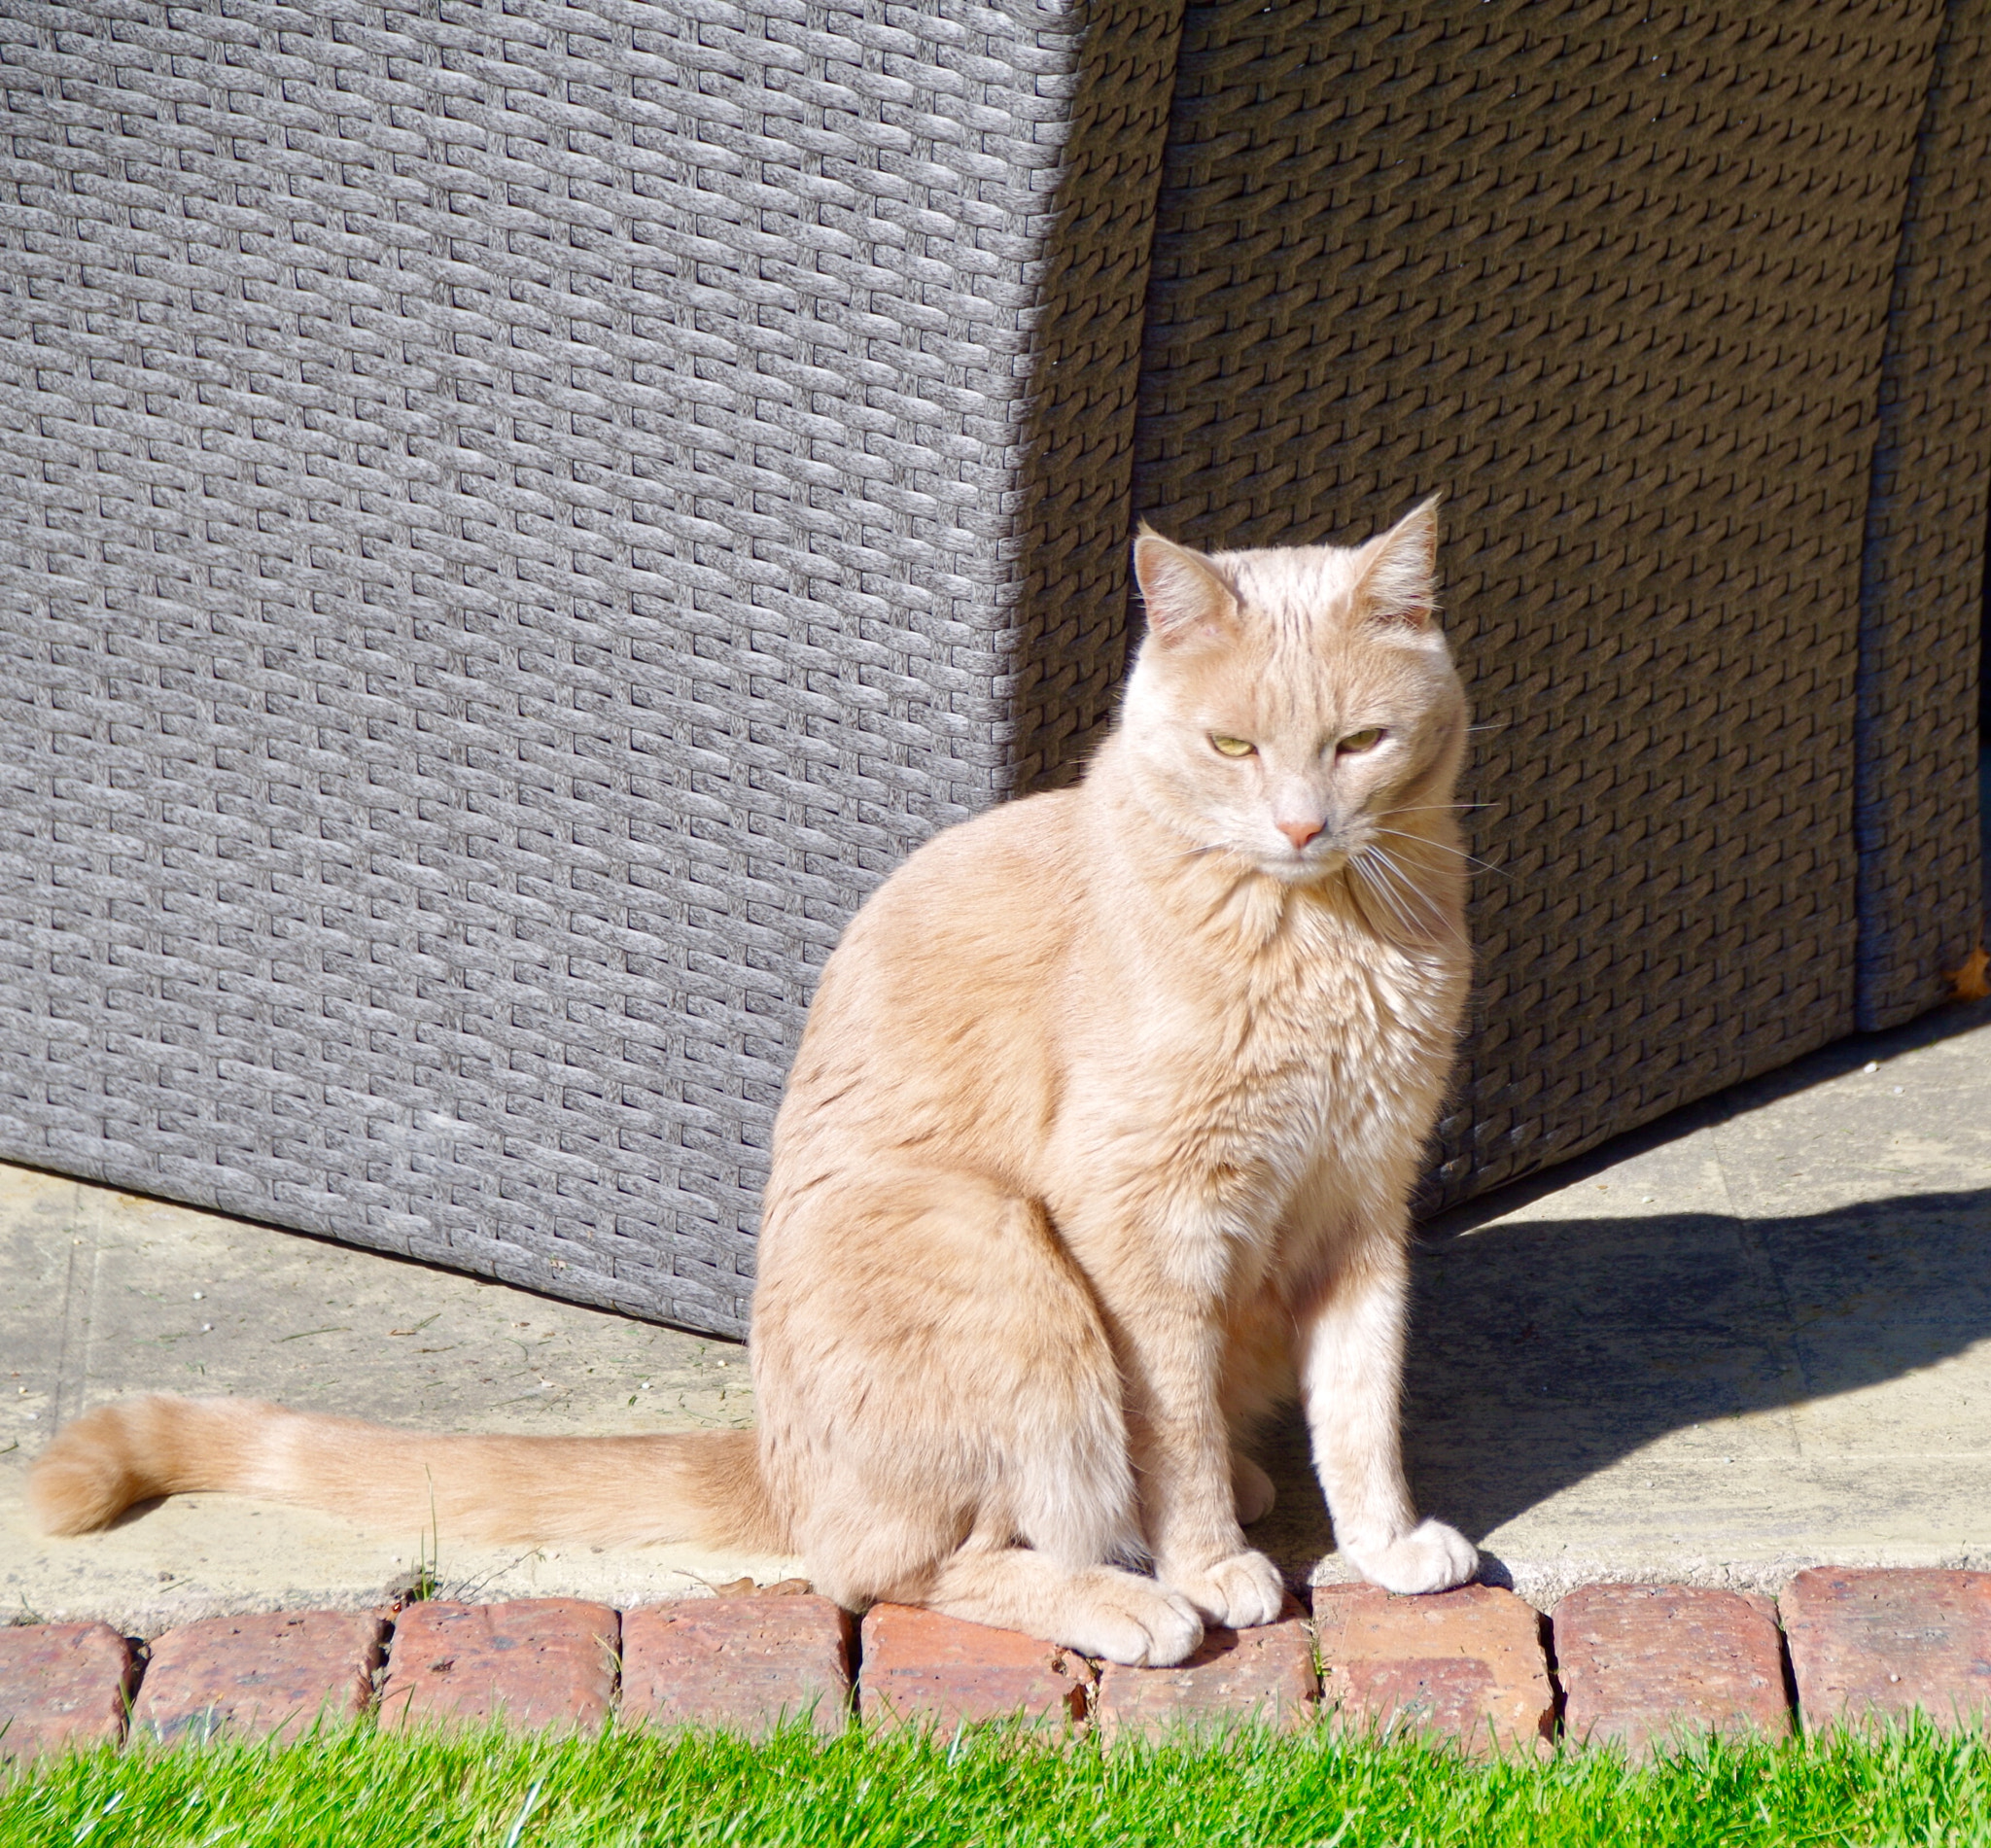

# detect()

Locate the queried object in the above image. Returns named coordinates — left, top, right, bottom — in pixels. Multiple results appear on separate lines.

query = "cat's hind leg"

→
left=927, top=1542, right=1204, bottom=1667
left=754, top=1172, right=1196, bottom=1661
left=1221, top=1290, right=1293, bottom=1528
left=799, top=1506, right=1204, bottom=1667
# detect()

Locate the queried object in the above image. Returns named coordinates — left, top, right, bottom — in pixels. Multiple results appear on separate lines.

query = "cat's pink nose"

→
left=1278, top=818, right=1323, bottom=851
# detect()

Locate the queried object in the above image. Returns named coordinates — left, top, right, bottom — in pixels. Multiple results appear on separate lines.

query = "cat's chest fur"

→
left=1051, top=867, right=1465, bottom=1281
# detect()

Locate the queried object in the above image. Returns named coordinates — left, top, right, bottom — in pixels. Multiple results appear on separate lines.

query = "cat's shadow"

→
left=1247, top=1187, right=1991, bottom=1584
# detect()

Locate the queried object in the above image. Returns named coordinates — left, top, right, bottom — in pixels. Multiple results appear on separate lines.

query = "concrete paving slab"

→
left=5, top=998, right=1989, bottom=1627
left=1376, top=998, right=1991, bottom=1608
left=1, top=1164, right=799, bottom=1636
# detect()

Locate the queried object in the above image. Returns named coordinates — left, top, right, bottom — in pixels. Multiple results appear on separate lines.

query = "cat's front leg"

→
left=1116, top=1289, right=1289, bottom=1629
left=1297, top=1242, right=1478, bottom=1594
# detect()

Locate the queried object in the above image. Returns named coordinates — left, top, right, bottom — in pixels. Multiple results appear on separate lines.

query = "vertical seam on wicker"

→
left=1854, top=0, right=1984, bottom=1029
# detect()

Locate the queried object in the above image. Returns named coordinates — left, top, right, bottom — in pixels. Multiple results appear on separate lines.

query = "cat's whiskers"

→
left=1348, top=845, right=1424, bottom=937
left=1345, top=864, right=1425, bottom=943
left=1362, top=843, right=1433, bottom=920
left=1353, top=841, right=1467, bottom=945
left=1369, top=826, right=1508, bottom=879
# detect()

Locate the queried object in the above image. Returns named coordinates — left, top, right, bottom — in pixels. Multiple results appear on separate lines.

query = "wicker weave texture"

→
left=0, top=0, right=1180, bottom=1336
left=1132, top=0, right=1979, bottom=1209
left=1855, top=0, right=1991, bottom=1030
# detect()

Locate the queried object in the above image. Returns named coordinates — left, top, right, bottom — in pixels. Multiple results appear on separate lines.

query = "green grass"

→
left=4, top=1720, right=1988, bottom=1847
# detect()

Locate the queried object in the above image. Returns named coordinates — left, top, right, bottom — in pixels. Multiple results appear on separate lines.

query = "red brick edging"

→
left=132, top=1611, right=389, bottom=1747
left=1093, top=1595, right=1316, bottom=1740
left=1553, top=1584, right=1790, bottom=1754
left=5, top=1571, right=1989, bottom=1761
left=1315, top=1582, right=1554, bottom=1755
left=379, top=1600, right=618, bottom=1735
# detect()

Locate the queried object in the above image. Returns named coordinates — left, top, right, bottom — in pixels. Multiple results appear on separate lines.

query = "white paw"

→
left=1059, top=1568, right=1205, bottom=1667
left=1343, top=1518, right=1479, bottom=1594
left=1160, top=1548, right=1288, bottom=1629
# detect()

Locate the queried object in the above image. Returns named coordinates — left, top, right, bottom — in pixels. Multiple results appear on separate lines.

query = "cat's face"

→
left=1120, top=500, right=1465, bottom=886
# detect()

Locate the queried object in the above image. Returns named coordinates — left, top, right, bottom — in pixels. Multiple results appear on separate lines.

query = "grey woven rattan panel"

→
left=0, top=0, right=1182, bottom=1337
left=1854, top=0, right=1991, bottom=1030
left=1132, top=0, right=1964, bottom=1209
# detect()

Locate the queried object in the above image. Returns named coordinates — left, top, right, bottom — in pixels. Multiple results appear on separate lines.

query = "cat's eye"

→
left=1209, top=734, right=1256, bottom=758
left=1337, top=728, right=1384, bottom=754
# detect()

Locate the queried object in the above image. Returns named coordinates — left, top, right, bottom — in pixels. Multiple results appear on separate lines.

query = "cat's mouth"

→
left=1260, top=838, right=1348, bottom=883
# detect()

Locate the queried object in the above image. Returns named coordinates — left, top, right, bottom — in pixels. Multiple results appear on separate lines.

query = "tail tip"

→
left=27, top=1397, right=176, bottom=1536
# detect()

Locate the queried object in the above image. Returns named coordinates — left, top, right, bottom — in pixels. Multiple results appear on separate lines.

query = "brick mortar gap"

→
left=1777, top=1616, right=1803, bottom=1736
left=1538, top=1607, right=1567, bottom=1738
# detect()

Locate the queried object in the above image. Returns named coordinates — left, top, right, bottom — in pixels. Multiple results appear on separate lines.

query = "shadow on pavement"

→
left=1247, top=1184, right=1991, bottom=1583
left=1403, top=1187, right=1991, bottom=1547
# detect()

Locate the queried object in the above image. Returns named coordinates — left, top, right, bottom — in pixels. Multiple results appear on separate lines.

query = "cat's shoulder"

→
left=890, top=785, right=1086, bottom=888
left=842, top=786, right=1091, bottom=961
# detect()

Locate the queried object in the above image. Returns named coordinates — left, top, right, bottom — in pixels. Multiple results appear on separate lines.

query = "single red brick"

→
left=858, top=1605, right=1088, bottom=1729
left=1554, top=1584, right=1790, bottom=1757
left=1782, top=1569, right=1991, bottom=1733
left=378, top=1600, right=618, bottom=1733
left=0, top=1622, right=136, bottom=1762
left=1094, top=1596, right=1316, bottom=1740
left=1313, top=1583, right=1554, bottom=1756
left=622, top=1593, right=855, bottom=1738
left=131, top=1610, right=390, bottom=1746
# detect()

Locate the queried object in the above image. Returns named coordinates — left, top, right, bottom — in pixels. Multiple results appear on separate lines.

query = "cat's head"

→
left=1118, top=498, right=1466, bottom=886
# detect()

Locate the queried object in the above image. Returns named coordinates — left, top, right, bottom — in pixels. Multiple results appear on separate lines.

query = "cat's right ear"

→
left=1133, top=528, right=1240, bottom=650
left=1350, top=495, right=1441, bottom=629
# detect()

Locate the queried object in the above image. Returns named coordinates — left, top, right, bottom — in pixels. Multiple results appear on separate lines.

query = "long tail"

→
left=28, top=1395, right=788, bottom=1552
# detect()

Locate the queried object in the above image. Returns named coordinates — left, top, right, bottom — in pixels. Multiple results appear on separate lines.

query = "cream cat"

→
left=32, top=500, right=1479, bottom=1666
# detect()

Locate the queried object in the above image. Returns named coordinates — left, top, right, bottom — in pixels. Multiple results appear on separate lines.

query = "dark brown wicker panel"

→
left=1132, top=0, right=1988, bottom=1208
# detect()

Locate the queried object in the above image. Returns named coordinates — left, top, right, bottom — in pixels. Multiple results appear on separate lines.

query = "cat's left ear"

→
left=1351, top=494, right=1441, bottom=629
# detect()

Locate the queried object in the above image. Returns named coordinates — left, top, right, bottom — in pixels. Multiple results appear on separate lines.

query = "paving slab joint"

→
left=109, top=1635, right=148, bottom=1745
left=370, top=1619, right=397, bottom=1703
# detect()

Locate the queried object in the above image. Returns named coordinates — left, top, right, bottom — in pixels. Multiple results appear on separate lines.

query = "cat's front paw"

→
left=1342, top=1518, right=1479, bottom=1594
left=1159, top=1548, right=1288, bottom=1629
